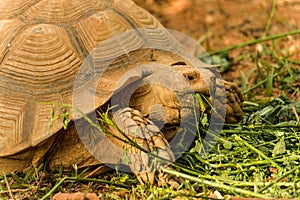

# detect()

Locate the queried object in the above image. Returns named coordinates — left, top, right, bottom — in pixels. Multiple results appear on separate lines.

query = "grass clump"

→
left=173, top=95, right=300, bottom=199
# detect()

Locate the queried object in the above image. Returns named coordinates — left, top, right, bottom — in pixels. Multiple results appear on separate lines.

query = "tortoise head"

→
left=112, top=61, right=216, bottom=139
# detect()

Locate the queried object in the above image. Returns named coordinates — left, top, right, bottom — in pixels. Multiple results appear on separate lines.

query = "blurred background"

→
left=134, top=0, right=300, bottom=100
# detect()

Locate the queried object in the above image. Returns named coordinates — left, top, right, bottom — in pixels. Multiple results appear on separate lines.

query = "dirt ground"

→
left=133, top=0, right=300, bottom=86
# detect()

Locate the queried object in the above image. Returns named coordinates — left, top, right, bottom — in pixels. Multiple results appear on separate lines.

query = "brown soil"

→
left=133, top=0, right=300, bottom=92
left=134, top=0, right=300, bottom=47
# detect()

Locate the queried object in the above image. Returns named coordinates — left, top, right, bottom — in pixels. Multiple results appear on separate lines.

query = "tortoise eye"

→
left=186, top=75, right=195, bottom=81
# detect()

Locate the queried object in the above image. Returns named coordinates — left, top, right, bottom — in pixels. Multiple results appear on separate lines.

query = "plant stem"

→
left=197, top=173, right=300, bottom=188
left=263, top=0, right=277, bottom=37
left=195, top=154, right=300, bottom=169
left=234, top=135, right=283, bottom=172
left=222, top=124, right=300, bottom=133
left=40, top=177, right=67, bottom=200
left=161, top=167, right=271, bottom=199
left=258, top=165, right=300, bottom=193
left=207, top=29, right=300, bottom=56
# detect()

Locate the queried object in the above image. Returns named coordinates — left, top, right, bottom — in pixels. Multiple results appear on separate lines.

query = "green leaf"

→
left=223, top=141, right=233, bottom=150
left=272, top=137, right=286, bottom=157
left=190, top=140, right=203, bottom=154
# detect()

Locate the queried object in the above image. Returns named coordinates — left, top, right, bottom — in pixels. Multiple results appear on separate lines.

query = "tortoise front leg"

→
left=106, top=108, right=175, bottom=184
left=214, top=79, right=244, bottom=124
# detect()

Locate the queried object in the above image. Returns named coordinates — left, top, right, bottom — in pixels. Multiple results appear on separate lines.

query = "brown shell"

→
left=0, top=0, right=187, bottom=156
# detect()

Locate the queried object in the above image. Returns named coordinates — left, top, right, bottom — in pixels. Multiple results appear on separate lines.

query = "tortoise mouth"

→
left=154, top=93, right=211, bottom=142
left=161, top=124, right=180, bottom=141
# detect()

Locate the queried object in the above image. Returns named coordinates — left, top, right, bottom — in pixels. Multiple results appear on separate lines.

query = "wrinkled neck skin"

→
left=115, top=83, right=179, bottom=120
left=130, top=84, right=183, bottom=125
left=113, top=82, right=196, bottom=136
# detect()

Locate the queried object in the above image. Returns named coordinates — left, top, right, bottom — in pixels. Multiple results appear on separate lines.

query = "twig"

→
left=292, top=106, right=300, bottom=124
left=0, top=188, right=32, bottom=195
left=2, top=171, right=15, bottom=200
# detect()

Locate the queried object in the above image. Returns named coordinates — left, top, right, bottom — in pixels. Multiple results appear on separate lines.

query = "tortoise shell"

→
left=0, top=0, right=177, bottom=157
left=0, top=0, right=206, bottom=156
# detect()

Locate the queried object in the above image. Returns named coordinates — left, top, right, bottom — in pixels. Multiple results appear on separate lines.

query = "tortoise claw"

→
left=223, top=80, right=244, bottom=123
left=136, top=171, right=155, bottom=185
left=214, top=79, right=244, bottom=124
left=109, top=108, right=175, bottom=184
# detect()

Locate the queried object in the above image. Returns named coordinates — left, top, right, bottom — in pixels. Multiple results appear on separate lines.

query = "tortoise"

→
left=0, top=0, right=243, bottom=183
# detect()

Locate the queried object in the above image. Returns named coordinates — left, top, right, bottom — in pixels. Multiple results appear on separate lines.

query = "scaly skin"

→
left=107, top=108, right=174, bottom=184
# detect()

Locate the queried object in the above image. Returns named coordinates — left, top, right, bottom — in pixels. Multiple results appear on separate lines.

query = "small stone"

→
left=53, top=192, right=99, bottom=200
